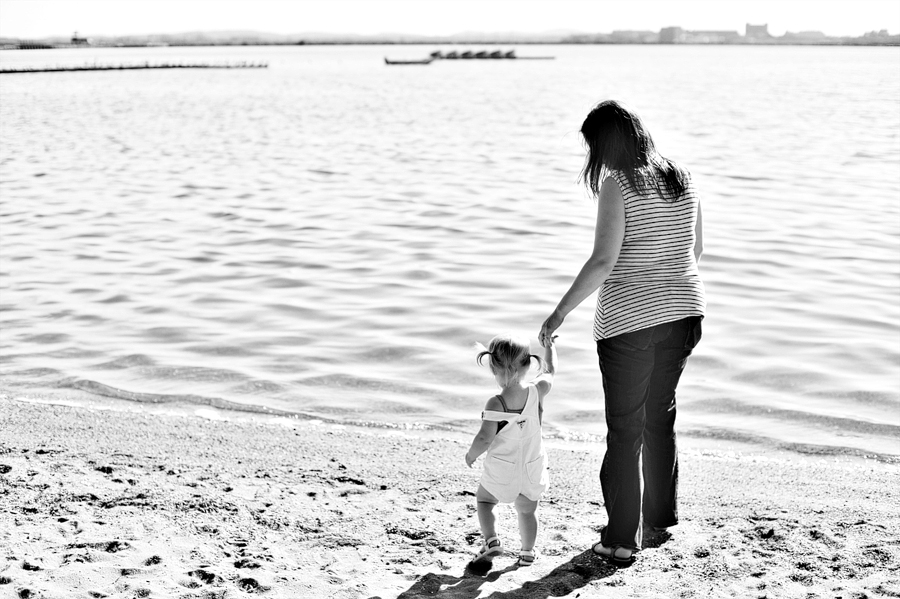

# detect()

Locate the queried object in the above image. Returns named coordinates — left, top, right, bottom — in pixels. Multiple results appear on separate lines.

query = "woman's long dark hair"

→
left=579, top=100, right=687, bottom=201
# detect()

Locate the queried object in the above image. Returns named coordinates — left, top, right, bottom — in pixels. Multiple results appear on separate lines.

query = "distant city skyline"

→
left=1, top=0, right=898, bottom=39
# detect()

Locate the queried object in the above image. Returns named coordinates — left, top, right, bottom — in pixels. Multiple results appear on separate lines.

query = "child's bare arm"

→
left=465, top=396, right=503, bottom=467
left=543, top=339, right=557, bottom=376
left=465, top=420, right=497, bottom=467
left=535, top=338, right=557, bottom=398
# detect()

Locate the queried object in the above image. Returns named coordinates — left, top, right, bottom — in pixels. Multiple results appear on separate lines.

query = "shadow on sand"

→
left=390, top=551, right=616, bottom=598
left=389, top=529, right=672, bottom=599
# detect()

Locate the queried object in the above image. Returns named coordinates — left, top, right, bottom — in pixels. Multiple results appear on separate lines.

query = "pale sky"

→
left=0, top=0, right=897, bottom=39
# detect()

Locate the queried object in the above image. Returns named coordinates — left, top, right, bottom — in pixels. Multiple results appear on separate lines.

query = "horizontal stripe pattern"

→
left=593, top=169, right=706, bottom=340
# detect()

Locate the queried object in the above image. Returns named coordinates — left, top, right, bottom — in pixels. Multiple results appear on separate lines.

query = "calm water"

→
left=1, top=45, right=898, bottom=460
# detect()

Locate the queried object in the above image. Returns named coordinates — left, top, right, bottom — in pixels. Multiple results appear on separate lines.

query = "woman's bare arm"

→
left=539, top=177, right=625, bottom=345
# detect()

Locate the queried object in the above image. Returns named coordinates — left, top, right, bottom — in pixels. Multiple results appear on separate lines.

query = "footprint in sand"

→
left=66, top=540, right=132, bottom=554
left=228, top=537, right=250, bottom=556
left=179, top=568, right=226, bottom=590
left=187, top=569, right=224, bottom=585
left=120, top=567, right=148, bottom=577
left=237, top=577, right=271, bottom=593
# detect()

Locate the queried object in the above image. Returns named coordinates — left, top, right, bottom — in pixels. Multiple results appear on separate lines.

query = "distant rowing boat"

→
left=0, top=61, right=268, bottom=74
left=383, top=57, right=434, bottom=65
left=384, top=49, right=555, bottom=65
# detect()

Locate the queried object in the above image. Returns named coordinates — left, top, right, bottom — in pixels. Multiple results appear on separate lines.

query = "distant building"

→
left=782, top=30, right=828, bottom=42
left=659, top=27, right=685, bottom=43
left=660, top=26, right=740, bottom=44
left=71, top=31, right=89, bottom=46
left=610, top=30, right=659, bottom=43
left=745, top=23, right=771, bottom=38
left=685, top=30, right=741, bottom=43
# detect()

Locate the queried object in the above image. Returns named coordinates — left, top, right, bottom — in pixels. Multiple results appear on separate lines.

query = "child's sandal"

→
left=472, top=536, right=502, bottom=563
left=518, top=549, right=536, bottom=566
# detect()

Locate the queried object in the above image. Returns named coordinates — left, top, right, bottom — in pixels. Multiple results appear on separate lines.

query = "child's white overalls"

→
left=480, top=384, right=548, bottom=503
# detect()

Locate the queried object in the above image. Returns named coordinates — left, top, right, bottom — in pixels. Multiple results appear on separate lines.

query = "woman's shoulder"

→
left=604, top=169, right=627, bottom=185
left=599, top=170, right=627, bottom=194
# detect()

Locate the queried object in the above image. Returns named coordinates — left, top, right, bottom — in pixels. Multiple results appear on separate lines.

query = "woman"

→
left=539, top=100, right=705, bottom=566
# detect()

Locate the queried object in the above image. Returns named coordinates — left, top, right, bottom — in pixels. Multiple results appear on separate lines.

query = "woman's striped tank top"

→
left=593, top=169, right=706, bottom=340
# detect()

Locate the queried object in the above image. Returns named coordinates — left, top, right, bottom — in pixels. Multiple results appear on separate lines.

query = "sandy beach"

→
left=1, top=392, right=898, bottom=599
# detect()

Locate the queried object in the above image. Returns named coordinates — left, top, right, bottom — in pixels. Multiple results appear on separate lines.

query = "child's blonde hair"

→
left=476, top=334, right=543, bottom=386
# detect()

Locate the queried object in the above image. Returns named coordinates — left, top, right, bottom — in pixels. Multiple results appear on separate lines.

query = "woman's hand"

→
left=539, top=310, right=564, bottom=348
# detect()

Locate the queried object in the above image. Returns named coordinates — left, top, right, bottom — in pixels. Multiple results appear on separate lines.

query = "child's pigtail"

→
left=526, top=353, right=545, bottom=372
left=474, top=341, right=492, bottom=367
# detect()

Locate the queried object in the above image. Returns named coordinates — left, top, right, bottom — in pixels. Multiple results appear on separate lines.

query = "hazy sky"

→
left=1, top=0, right=898, bottom=38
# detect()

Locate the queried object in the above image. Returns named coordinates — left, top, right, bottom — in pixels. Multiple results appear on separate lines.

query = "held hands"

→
left=539, top=310, right=563, bottom=348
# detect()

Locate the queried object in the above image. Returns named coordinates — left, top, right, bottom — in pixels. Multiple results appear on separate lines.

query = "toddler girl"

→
left=465, top=333, right=557, bottom=566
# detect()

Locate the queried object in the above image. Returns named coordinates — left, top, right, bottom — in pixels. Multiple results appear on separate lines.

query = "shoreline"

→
left=1, top=395, right=898, bottom=598
left=5, top=382, right=897, bottom=465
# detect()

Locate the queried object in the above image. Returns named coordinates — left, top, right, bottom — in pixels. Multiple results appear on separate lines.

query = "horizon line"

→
left=2, top=24, right=897, bottom=41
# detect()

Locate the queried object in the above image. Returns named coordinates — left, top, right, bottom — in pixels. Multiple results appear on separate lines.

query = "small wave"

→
left=689, top=397, right=900, bottom=438
left=183, top=344, right=258, bottom=357
left=257, top=277, right=310, bottom=289
left=20, top=333, right=69, bottom=344
left=683, top=426, right=898, bottom=464
left=59, top=378, right=302, bottom=416
left=229, top=380, right=286, bottom=394
left=142, top=366, right=247, bottom=383
left=293, top=373, right=444, bottom=397
left=92, top=354, right=156, bottom=369
left=720, top=174, right=776, bottom=182
left=353, top=345, right=423, bottom=361
left=209, top=211, right=241, bottom=220
left=4, top=367, right=61, bottom=378
left=143, top=327, right=193, bottom=343
left=53, top=378, right=459, bottom=433
left=494, top=226, right=548, bottom=237
left=809, top=390, right=900, bottom=410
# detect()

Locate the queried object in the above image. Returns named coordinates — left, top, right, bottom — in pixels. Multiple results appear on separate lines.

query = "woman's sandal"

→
left=518, top=549, right=536, bottom=566
left=472, top=536, right=502, bottom=563
left=591, top=541, right=635, bottom=567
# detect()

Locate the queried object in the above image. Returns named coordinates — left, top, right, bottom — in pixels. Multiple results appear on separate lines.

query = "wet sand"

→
left=1, top=394, right=898, bottom=599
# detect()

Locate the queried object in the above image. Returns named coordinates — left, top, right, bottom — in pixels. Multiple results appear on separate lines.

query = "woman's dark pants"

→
left=597, top=316, right=702, bottom=550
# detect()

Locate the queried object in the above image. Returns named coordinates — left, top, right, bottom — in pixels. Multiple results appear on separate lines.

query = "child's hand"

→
left=465, top=451, right=476, bottom=468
